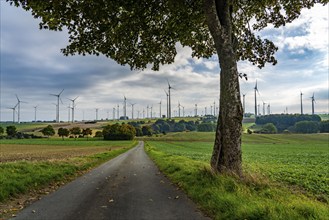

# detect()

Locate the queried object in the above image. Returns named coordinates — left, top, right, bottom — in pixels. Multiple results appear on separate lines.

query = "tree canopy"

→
left=8, top=0, right=326, bottom=70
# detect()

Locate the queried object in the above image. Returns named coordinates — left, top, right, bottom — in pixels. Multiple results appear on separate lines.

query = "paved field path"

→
left=12, top=141, right=210, bottom=220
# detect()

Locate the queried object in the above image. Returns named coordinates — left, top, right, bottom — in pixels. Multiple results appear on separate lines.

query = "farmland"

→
left=145, top=132, right=329, bottom=219
left=0, top=138, right=136, bottom=218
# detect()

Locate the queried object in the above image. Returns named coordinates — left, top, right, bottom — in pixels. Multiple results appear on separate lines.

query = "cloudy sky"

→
left=0, top=2, right=328, bottom=122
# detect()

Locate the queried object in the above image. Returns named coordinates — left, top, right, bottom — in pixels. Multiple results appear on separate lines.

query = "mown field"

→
left=0, top=138, right=136, bottom=218
left=145, top=132, right=329, bottom=219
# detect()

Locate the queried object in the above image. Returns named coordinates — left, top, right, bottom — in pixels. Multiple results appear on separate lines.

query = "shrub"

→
left=41, top=125, right=55, bottom=138
left=319, top=120, right=329, bottom=133
left=94, top=131, right=103, bottom=137
left=197, top=123, right=216, bottom=132
left=295, top=121, right=319, bottom=133
left=103, top=124, right=136, bottom=140
left=260, top=123, right=277, bottom=134
left=0, top=126, right=4, bottom=136
left=70, top=127, right=81, bottom=139
left=135, top=127, right=143, bottom=136
left=142, top=125, right=153, bottom=136
left=82, top=128, right=93, bottom=139
left=58, top=127, right=70, bottom=140
left=6, top=125, right=17, bottom=137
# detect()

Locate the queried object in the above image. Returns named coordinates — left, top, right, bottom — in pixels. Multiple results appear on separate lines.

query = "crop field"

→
left=0, top=139, right=134, bottom=162
left=147, top=133, right=329, bottom=200
left=0, top=139, right=136, bottom=217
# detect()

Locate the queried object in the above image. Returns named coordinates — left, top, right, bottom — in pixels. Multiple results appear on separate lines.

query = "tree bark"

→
left=204, top=0, right=243, bottom=176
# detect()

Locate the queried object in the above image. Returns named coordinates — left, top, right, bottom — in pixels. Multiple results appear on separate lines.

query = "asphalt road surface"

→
left=12, top=141, right=210, bottom=220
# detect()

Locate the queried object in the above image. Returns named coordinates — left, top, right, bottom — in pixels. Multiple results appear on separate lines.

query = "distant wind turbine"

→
left=15, top=94, right=27, bottom=124
left=8, top=103, right=18, bottom=123
left=254, top=81, right=258, bottom=117
left=50, top=89, right=64, bottom=123
left=164, top=89, right=169, bottom=118
left=34, top=105, right=38, bottom=122
left=311, top=93, right=316, bottom=115
left=68, top=96, right=78, bottom=123
left=300, top=91, right=303, bottom=115
left=130, top=103, right=136, bottom=119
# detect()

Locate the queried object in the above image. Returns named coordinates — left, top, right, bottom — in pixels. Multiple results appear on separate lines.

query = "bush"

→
left=260, top=123, right=277, bottom=134
left=135, top=127, right=143, bottom=136
left=197, top=123, right=216, bottom=132
left=142, top=125, right=153, bottom=136
left=103, top=123, right=136, bottom=140
left=6, top=125, right=17, bottom=137
left=0, top=126, right=4, bottom=136
left=70, top=127, right=82, bottom=139
left=295, top=121, right=319, bottom=134
left=41, top=125, right=55, bottom=138
left=58, top=127, right=70, bottom=140
left=94, top=131, right=103, bottom=137
left=319, top=120, right=329, bottom=133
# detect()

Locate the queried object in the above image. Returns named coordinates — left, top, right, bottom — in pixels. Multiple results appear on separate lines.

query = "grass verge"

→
left=145, top=142, right=329, bottom=220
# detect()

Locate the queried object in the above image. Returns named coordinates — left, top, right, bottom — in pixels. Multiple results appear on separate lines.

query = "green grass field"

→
left=145, top=132, right=329, bottom=219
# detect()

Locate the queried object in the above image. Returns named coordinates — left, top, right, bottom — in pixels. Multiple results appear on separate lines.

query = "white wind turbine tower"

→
left=311, top=93, right=316, bottom=115
left=50, top=89, right=64, bottom=123
left=123, top=96, right=127, bottom=120
left=195, top=104, right=198, bottom=116
left=300, top=91, right=303, bottom=115
left=33, top=105, right=38, bottom=122
left=164, top=89, right=169, bottom=118
left=254, top=81, right=258, bottom=117
left=15, top=94, right=27, bottom=124
left=130, top=103, right=136, bottom=119
left=117, top=104, right=119, bottom=119
left=8, top=103, right=18, bottom=123
left=67, top=104, right=71, bottom=122
left=68, top=96, right=78, bottom=123
left=242, top=93, right=246, bottom=117
left=167, top=80, right=174, bottom=119
left=178, top=102, right=181, bottom=117
left=95, top=108, right=99, bottom=121
left=113, top=107, right=116, bottom=120
left=158, top=100, right=162, bottom=118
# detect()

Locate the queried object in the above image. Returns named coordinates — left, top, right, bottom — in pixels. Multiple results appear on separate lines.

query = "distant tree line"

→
left=252, top=114, right=328, bottom=134
left=256, top=114, right=321, bottom=132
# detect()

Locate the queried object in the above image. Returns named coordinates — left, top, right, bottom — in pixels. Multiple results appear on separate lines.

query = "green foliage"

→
left=197, top=123, right=216, bottom=132
left=94, top=131, right=103, bottom=138
left=70, top=127, right=81, bottom=139
left=0, top=126, right=4, bottom=135
left=103, top=123, right=136, bottom=140
left=142, top=125, right=153, bottom=136
left=135, top=127, right=143, bottom=137
left=6, top=125, right=17, bottom=137
left=319, top=120, right=329, bottom=133
left=295, top=121, right=319, bottom=133
left=58, top=127, right=70, bottom=140
left=259, top=123, right=277, bottom=134
left=82, top=128, right=93, bottom=139
left=256, top=114, right=321, bottom=132
left=41, top=125, right=55, bottom=137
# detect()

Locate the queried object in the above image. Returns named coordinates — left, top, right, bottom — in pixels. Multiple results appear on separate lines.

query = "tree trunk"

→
left=204, top=0, right=243, bottom=176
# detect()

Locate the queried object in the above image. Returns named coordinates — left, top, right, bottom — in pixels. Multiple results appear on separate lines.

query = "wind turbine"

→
left=67, top=104, right=71, bottom=122
left=311, top=93, right=316, bottom=115
left=33, top=105, right=38, bottom=122
left=130, top=103, right=136, bottom=119
left=123, top=96, right=127, bottom=120
left=158, top=100, right=162, bottom=118
left=68, top=96, right=78, bottom=123
left=50, top=89, right=64, bottom=123
left=164, top=89, right=169, bottom=118
left=147, top=105, right=149, bottom=118
left=267, top=103, right=271, bottom=115
left=254, top=81, right=258, bottom=117
left=113, top=107, right=116, bottom=120
left=117, top=104, right=119, bottom=119
left=15, top=94, right=27, bottom=124
left=150, top=105, right=153, bottom=119
left=167, top=80, right=174, bottom=119
left=242, top=94, right=246, bottom=117
left=8, top=103, right=18, bottom=123
left=178, top=102, right=181, bottom=117
left=195, top=104, right=198, bottom=117
left=262, top=101, right=266, bottom=116
left=95, top=108, right=99, bottom=121
left=300, top=91, right=303, bottom=115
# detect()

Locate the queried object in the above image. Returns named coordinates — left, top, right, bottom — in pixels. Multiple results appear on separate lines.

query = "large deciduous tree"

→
left=8, top=0, right=327, bottom=176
